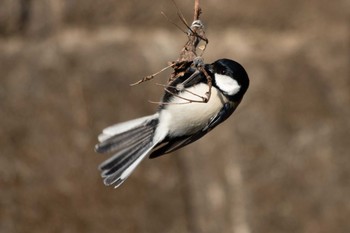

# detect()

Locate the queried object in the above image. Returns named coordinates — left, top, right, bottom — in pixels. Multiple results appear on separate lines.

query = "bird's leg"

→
left=192, top=57, right=211, bottom=103
left=200, top=67, right=212, bottom=103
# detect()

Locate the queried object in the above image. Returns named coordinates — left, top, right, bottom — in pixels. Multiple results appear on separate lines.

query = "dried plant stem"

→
left=194, top=0, right=201, bottom=21
left=132, top=0, right=208, bottom=94
left=130, top=63, right=174, bottom=86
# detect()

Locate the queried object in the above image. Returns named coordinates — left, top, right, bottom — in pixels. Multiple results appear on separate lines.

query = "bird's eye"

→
left=218, top=69, right=226, bottom=75
left=214, top=64, right=229, bottom=75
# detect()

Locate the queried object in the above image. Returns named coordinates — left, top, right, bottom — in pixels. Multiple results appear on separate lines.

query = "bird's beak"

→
left=205, top=64, right=214, bottom=74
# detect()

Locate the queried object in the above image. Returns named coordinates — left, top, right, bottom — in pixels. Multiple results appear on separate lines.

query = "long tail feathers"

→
left=95, top=114, right=159, bottom=188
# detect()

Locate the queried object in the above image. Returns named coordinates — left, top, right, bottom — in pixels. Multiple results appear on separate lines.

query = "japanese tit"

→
left=95, top=58, right=249, bottom=188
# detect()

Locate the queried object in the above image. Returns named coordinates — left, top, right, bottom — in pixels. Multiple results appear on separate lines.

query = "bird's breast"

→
left=157, top=83, right=227, bottom=137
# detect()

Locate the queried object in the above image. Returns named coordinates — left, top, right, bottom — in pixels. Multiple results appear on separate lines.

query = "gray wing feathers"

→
left=95, top=114, right=160, bottom=188
left=98, top=113, right=159, bottom=142
left=95, top=123, right=154, bottom=153
left=100, top=139, right=154, bottom=187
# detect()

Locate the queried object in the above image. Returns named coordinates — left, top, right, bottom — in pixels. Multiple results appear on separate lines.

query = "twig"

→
left=132, top=0, right=210, bottom=102
left=194, top=0, right=201, bottom=21
left=130, top=63, right=175, bottom=86
left=161, top=11, right=187, bottom=34
left=169, top=0, right=208, bottom=83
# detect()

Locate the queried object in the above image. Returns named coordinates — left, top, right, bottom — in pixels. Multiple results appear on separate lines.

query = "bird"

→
left=95, top=58, right=249, bottom=188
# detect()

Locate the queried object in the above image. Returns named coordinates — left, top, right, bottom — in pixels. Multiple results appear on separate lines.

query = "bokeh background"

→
left=1, top=0, right=349, bottom=232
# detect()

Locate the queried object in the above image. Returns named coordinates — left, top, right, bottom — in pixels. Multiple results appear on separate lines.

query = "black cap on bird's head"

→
left=206, top=58, right=249, bottom=100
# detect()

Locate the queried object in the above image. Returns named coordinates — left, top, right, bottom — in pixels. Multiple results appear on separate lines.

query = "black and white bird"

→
left=95, top=58, right=249, bottom=188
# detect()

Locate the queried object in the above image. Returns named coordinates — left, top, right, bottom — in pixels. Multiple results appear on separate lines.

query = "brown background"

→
left=1, top=0, right=349, bottom=233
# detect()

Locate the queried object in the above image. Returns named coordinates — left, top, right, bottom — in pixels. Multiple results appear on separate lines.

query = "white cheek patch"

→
left=214, top=73, right=241, bottom=95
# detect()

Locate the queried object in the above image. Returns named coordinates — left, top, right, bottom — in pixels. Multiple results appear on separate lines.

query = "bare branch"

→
left=194, top=0, right=201, bottom=21
left=161, top=11, right=187, bottom=34
left=133, top=0, right=210, bottom=104
left=130, top=63, right=174, bottom=86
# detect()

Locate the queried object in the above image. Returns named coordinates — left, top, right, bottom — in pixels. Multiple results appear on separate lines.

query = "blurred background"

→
left=1, top=0, right=349, bottom=232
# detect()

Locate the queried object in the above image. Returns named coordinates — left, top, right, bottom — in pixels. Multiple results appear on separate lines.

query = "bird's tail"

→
left=95, top=113, right=159, bottom=188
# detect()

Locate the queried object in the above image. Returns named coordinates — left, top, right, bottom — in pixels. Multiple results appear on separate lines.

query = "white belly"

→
left=156, top=83, right=227, bottom=138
